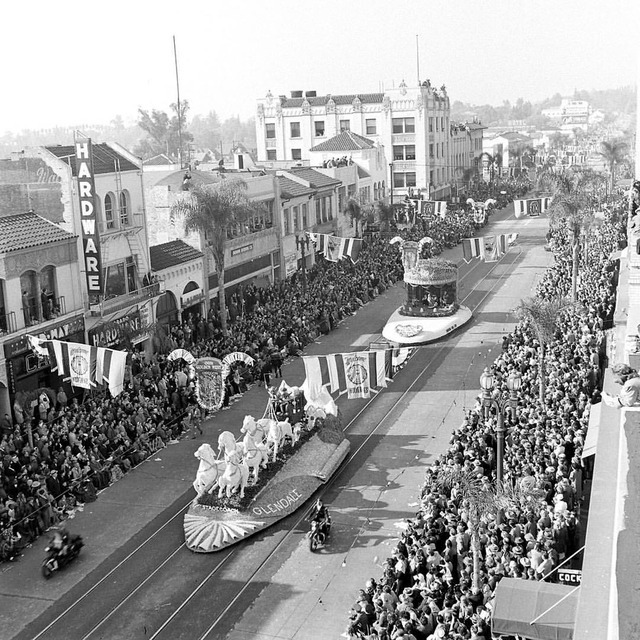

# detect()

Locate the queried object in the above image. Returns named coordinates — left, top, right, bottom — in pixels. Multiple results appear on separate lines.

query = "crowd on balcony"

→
left=0, top=179, right=524, bottom=564
left=342, top=199, right=626, bottom=639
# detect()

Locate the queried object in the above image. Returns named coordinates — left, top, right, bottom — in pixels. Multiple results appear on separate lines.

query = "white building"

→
left=256, top=80, right=456, bottom=201
left=542, top=98, right=591, bottom=132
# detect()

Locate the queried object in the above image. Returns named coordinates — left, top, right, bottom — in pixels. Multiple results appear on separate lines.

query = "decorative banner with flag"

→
left=28, top=336, right=127, bottom=396
left=194, top=357, right=225, bottom=411
left=308, top=233, right=363, bottom=264
left=462, top=237, right=486, bottom=263
left=514, top=197, right=551, bottom=219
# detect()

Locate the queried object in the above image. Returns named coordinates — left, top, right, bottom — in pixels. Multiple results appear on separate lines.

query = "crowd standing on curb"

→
left=0, top=179, right=524, bottom=565
left=343, top=195, right=627, bottom=640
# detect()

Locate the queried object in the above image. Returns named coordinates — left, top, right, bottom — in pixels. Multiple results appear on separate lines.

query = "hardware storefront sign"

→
left=75, top=139, right=103, bottom=296
left=88, top=311, right=142, bottom=348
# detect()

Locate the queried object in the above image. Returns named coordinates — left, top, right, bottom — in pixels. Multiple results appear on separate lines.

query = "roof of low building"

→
left=356, top=165, right=371, bottom=179
left=150, top=240, right=203, bottom=271
left=0, top=212, right=76, bottom=253
left=286, top=167, right=341, bottom=189
left=278, top=176, right=316, bottom=199
left=279, top=93, right=384, bottom=108
left=144, top=153, right=174, bottom=166
left=310, top=131, right=376, bottom=152
left=45, top=143, right=139, bottom=175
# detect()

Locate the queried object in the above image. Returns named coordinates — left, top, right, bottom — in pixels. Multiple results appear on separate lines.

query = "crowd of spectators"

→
left=343, top=196, right=627, bottom=639
left=0, top=179, right=520, bottom=564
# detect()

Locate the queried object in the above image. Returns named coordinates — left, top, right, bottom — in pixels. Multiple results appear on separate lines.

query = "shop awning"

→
left=492, top=578, right=578, bottom=640
left=581, top=403, right=601, bottom=459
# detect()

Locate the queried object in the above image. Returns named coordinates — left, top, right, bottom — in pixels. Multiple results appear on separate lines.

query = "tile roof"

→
left=279, top=93, right=384, bottom=108
left=278, top=176, right=316, bottom=200
left=0, top=212, right=76, bottom=253
left=286, top=167, right=341, bottom=189
left=45, top=143, right=139, bottom=176
left=310, top=131, right=375, bottom=152
left=153, top=169, right=220, bottom=189
left=150, top=240, right=203, bottom=271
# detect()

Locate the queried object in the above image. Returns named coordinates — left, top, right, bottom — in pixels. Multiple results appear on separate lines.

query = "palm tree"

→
left=514, top=297, right=572, bottom=402
left=171, top=179, right=257, bottom=334
left=598, top=139, right=628, bottom=195
left=344, top=198, right=364, bottom=237
left=376, top=201, right=395, bottom=232
left=538, top=167, right=595, bottom=301
left=433, top=467, right=545, bottom=594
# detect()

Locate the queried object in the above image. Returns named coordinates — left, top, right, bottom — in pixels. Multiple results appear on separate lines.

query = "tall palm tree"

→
left=598, top=139, right=628, bottom=195
left=344, top=198, right=364, bottom=237
left=376, top=200, right=395, bottom=232
left=433, top=466, right=545, bottom=594
left=514, top=297, right=572, bottom=402
left=171, top=179, right=257, bottom=334
left=538, top=167, right=595, bottom=301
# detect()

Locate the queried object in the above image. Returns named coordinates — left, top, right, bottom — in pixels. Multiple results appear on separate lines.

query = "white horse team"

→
left=193, top=413, right=314, bottom=500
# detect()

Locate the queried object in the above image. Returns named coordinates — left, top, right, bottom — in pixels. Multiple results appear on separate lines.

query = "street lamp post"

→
left=479, top=368, right=522, bottom=488
left=295, top=234, right=311, bottom=293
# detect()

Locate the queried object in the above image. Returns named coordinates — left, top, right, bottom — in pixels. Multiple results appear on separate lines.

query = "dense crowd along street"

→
left=340, top=191, right=629, bottom=639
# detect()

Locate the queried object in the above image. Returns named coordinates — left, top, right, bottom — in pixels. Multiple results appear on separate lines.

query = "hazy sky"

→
left=1, top=0, right=637, bottom=133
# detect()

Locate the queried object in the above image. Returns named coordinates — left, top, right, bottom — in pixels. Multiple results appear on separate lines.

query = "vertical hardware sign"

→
left=75, top=139, right=103, bottom=299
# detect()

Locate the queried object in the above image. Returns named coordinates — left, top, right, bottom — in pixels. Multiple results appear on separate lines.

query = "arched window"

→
left=20, top=270, right=39, bottom=326
left=119, top=190, right=130, bottom=226
left=104, top=193, right=115, bottom=229
left=40, top=266, right=58, bottom=320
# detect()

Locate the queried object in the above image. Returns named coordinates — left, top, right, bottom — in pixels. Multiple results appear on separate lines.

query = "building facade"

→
left=256, top=80, right=456, bottom=202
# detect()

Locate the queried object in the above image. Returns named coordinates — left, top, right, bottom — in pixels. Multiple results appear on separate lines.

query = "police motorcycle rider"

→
left=46, top=527, right=70, bottom=571
left=308, top=498, right=331, bottom=546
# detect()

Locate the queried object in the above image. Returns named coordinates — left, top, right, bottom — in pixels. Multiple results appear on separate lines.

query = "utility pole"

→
left=296, top=234, right=311, bottom=293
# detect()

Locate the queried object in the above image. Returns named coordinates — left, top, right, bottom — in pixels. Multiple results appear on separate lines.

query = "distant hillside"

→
left=451, top=85, right=636, bottom=128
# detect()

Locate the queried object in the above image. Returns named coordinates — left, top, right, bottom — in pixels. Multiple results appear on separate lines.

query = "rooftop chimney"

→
left=305, top=90, right=317, bottom=98
left=291, top=90, right=303, bottom=98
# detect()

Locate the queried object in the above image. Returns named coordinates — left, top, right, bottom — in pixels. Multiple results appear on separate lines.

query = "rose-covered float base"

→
left=381, top=305, right=472, bottom=345
left=184, top=419, right=350, bottom=552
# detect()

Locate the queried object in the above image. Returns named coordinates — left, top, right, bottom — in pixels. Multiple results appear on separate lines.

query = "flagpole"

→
left=173, top=35, right=183, bottom=169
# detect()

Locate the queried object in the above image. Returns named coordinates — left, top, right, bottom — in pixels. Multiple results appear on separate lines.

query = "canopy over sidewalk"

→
left=492, top=578, right=578, bottom=640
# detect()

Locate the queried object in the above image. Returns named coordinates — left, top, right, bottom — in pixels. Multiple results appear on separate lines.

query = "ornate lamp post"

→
left=479, top=368, right=522, bottom=488
left=295, top=234, right=311, bottom=293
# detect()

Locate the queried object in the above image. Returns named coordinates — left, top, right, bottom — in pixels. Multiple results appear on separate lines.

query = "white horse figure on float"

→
left=217, top=450, right=250, bottom=499
left=218, top=430, right=243, bottom=460
left=193, top=443, right=225, bottom=496
left=258, top=418, right=298, bottom=462
left=241, top=415, right=266, bottom=444
left=240, top=430, right=269, bottom=484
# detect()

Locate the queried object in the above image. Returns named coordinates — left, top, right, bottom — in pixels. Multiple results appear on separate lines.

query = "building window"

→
left=283, top=207, right=290, bottom=235
left=267, top=149, right=277, bottom=160
left=440, top=117, right=444, bottom=130
left=104, top=193, right=115, bottom=229
left=365, top=119, right=377, bottom=135
left=393, top=145, right=416, bottom=161
left=292, top=148, right=302, bottom=160
left=301, top=203, right=308, bottom=228
left=429, top=117, right=433, bottom=133
left=393, top=172, right=416, bottom=188
left=315, top=199, right=321, bottom=224
left=429, top=143, right=434, bottom=159
left=292, top=205, right=299, bottom=232
left=327, top=196, right=333, bottom=220
left=119, top=190, right=130, bottom=226
left=392, top=117, right=415, bottom=134
left=339, top=119, right=350, bottom=132
left=266, top=123, right=276, bottom=139
left=314, top=121, right=325, bottom=137
left=290, top=122, right=301, bottom=138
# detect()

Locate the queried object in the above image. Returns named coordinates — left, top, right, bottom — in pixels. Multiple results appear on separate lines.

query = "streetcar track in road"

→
left=191, top=246, right=524, bottom=640
left=30, top=219, right=529, bottom=640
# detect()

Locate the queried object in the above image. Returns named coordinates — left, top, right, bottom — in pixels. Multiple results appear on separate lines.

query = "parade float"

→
left=183, top=382, right=350, bottom=552
left=382, top=237, right=472, bottom=344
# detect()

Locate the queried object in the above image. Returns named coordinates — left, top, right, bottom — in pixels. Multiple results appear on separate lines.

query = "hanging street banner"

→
left=75, top=139, right=103, bottom=299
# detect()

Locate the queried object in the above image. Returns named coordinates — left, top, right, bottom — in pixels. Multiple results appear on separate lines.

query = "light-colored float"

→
left=382, top=237, right=472, bottom=345
left=184, top=385, right=350, bottom=552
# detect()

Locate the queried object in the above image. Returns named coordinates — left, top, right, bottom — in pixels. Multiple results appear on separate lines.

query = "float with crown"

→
left=180, top=350, right=350, bottom=553
left=382, top=236, right=472, bottom=344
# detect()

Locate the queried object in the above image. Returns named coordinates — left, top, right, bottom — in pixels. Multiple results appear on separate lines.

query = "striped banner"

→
left=462, top=237, right=485, bottom=263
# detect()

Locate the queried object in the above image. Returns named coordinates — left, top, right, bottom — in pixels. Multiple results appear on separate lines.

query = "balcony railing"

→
left=89, top=280, right=165, bottom=316
left=22, top=295, right=67, bottom=327
left=0, top=310, right=17, bottom=337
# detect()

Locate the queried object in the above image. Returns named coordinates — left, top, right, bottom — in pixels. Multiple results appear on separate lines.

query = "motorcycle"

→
left=42, top=534, right=83, bottom=579
left=308, top=516, right=331, bottom=552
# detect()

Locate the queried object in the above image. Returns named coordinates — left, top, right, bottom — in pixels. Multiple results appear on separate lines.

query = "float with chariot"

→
left=183, top=379, right=350, bottom=553
left=382, top=237, right=472, bottom=344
